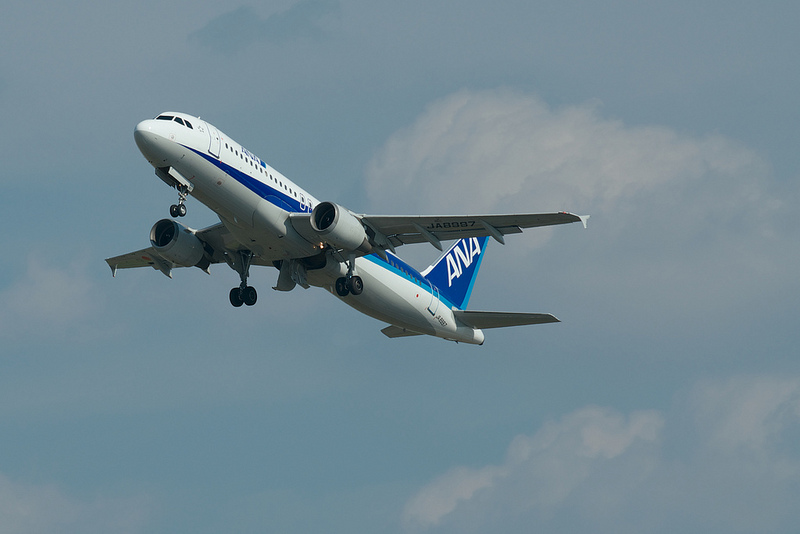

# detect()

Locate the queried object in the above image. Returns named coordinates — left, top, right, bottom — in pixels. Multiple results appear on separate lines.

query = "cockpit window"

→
left=155, top=115, right=194, bottom=129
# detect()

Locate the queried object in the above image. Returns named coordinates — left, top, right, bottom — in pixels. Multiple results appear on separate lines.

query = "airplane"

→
left=106, top=112, right=588, bottom=345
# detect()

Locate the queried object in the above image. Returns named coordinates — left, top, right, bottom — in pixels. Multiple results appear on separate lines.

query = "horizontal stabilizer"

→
left=453, top=310, right=559, bottom=329
left=381, top=325, right=424, bottom=338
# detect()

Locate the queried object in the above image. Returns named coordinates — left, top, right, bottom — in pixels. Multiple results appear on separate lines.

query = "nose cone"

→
left=133, top=120, right=153, bottom=155
left=134, top=119, right=172, bottom=166
left=134, top=119, right=156, bottom=155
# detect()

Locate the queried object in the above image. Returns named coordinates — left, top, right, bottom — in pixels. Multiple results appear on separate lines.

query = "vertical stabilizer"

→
left=422, top=236, right=489, bottom=310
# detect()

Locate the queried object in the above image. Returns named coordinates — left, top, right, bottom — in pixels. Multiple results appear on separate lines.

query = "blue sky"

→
left=1, top=1, right=799, bottom=532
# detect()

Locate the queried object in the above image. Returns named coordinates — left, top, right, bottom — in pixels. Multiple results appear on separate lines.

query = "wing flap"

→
left=453, top=310, right=560, bottom=329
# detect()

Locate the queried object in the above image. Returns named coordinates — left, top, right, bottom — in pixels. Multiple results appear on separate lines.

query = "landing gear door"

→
left=207, top=123, right=221, bottom=158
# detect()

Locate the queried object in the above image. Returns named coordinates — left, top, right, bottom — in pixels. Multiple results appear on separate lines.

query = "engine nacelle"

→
left=310, top=202, right=372, bottom=254
left=149, top=219, right=205, bottom=267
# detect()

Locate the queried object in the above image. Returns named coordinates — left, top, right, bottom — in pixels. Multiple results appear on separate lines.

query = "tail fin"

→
left=422, top=236, right=490, bottom=310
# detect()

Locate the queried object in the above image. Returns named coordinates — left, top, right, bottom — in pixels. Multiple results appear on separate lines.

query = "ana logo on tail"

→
left=446, top=237, right=482, bottom=287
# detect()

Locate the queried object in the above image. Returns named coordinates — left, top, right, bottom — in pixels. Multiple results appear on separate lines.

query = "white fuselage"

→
left=133, top=113, right=485, bottom=344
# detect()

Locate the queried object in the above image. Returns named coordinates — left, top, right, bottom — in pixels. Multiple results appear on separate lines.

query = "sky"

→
left=1, top=1, right=799, bottom=532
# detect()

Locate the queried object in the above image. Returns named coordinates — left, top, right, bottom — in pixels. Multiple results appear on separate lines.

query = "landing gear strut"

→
left=335, top=254, right=363, bottom=296
left=229, top=250, right=258, bottom=307
left=169, top=184, right=189, bottom=217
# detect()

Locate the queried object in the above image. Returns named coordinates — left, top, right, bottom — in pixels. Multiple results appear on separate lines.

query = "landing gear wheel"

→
left=170, top=204, right=180, bottom=218
left=178, top=203, right=187, bottom=217
left=346, top=276, right=363, bottom=295
left=243, top=286, right=258, bottom=306
left=229, top=250, right=256, bottom=308
left=229, top=287, right=244, bottom=307
left=335, top=277, right=349, bottom=297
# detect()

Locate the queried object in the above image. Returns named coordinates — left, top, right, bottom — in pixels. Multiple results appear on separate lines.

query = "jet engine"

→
left=310, top=202, right=372, bottom=254
left=149, top=219, right=205, bottom=267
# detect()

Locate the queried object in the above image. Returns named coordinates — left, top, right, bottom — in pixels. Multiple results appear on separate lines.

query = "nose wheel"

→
left=169, top=185, right=189, bottom=217
left=169, top=203, right=187, bottom=217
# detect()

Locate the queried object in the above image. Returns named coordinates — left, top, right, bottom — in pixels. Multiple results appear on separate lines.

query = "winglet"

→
left=109, top=263, right=118, bottom=277
left=579, top=214, right=590, bottom=229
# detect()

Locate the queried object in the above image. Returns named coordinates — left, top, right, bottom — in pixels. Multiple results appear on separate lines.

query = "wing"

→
left=105, top=246, right=174, bottom=277
left=362, top=212, right=589, bottom=250
left=105, top=222, right=251, bottom=278
left=453, top=310, right=560, bottom=329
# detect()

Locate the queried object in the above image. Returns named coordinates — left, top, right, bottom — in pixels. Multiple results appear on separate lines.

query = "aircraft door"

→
left=427, top=284, right=440, bottom=316
left=207, top=123, right=221, bottom=158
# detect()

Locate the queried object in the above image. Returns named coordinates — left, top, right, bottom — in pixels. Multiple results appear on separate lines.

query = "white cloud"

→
left=0, top=472, right=150, bottom=534
left=691, top=376, right=800, bottom=456
left=190, top=0, right=340, bottom=54
left=403, top=406, right=662, bottom=531
left=365, top=89, right=799, bottom=332
left=402, top=375, right=800, bottom=533
left=365, top=88, right=786, bottom=265
left=366, top=89, right=770, bottom=216
left=403, top=465, right=504, bottom=529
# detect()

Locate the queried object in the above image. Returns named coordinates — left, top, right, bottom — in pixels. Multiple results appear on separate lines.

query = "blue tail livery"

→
left=422, top=236, right=490, bottom=310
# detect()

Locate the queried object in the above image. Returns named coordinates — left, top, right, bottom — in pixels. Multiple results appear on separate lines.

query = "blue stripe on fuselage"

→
left=187, top=144, right=455, bottom=309
left=363, top=253, right=458, bottom=310
left=186, top=145, right=310, bottom=214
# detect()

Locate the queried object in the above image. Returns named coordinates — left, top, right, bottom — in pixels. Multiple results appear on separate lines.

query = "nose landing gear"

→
left=169, top=203, right=187, bottom=217
left=169, top=185, right=190, bottom=217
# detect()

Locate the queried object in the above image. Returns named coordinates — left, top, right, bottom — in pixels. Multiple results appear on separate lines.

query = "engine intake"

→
left=310, top=202, right=372, bottom=254
left=149, top=219, right=205, bottom=267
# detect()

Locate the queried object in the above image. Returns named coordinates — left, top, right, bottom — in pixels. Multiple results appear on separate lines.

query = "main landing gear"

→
left=230, top=285, right=257, bottom=307
left=229, top=250, right=258, bottom=307
left=335, top=275, right=363, bottom=296
left=169, top=184, right=189, bottom=217
left=334, top=254, right=363, bottom=296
